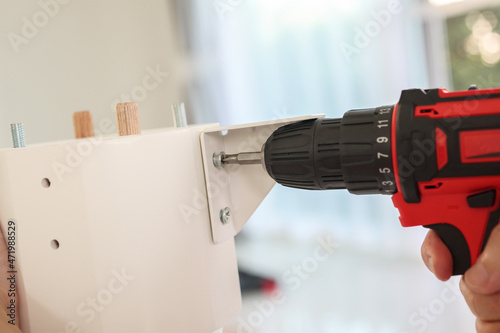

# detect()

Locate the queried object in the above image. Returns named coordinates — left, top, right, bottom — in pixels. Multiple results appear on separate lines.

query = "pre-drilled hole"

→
left=51, top=239, right=59, bottom=250
left=41, top=178, right=51, bottom=188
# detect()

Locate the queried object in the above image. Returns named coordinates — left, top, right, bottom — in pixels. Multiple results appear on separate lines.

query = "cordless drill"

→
left=220, top=87, right=500, bottom=275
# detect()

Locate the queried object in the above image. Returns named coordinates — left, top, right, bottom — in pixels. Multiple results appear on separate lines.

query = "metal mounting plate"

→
left=200, top=115, right=324, bottom=244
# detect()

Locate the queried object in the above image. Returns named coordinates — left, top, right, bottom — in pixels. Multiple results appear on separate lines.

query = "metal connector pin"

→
left=10, top=123, right=26, bottom=148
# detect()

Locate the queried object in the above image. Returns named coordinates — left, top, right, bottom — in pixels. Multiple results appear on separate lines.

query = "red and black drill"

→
left=221, top=87, right=500, bottom=275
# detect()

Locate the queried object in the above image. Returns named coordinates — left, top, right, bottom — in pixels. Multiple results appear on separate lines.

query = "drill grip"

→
left=425, top=224, right=471, bottom=275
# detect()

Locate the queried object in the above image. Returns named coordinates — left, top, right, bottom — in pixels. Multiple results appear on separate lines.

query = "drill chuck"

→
left=262, top=106, right=397, bottom=195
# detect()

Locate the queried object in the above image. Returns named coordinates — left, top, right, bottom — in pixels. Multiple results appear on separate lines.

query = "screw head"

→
left=219, top=207, right=232, bottom=224
left=213, top=152, right=225, bottom=169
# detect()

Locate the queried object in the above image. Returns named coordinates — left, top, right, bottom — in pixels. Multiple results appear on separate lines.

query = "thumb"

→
left=464, top=223, right=500, bottom=294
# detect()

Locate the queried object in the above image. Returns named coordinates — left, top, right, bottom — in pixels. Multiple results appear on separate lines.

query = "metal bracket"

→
left=200, top=115, right=323, bottom=244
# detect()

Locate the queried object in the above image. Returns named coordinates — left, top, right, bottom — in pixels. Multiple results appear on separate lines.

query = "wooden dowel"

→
left=116, top=102, right=141, bottom=136
left=73, top=111, right=95, bottom=139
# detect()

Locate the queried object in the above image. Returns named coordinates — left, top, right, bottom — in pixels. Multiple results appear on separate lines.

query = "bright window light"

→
left=429, top=0, right=465, bottom=6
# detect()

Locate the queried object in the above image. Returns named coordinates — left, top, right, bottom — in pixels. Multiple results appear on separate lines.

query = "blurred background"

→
left=2, top=0, right=500, bottom=332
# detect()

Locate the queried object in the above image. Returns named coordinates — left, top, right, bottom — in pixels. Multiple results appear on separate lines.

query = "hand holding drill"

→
left=423, top=226, right=500, bottom=332
left=222, top=86, right=500, bottom=332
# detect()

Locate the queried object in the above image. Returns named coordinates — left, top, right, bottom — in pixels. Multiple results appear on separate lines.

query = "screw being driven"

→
left=213, top=151, right=263, bottom=169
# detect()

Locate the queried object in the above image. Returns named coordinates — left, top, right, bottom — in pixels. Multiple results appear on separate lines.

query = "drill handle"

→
left=425, top=200, right=500, bottom=276
left=424, top=224, right=472, bottom=275
left=393, top=182, right=500, bottom=276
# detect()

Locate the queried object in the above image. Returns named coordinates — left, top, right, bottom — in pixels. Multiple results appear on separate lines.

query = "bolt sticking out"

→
left=73, top=111, right=95, bottom=139
left=116, top=102, right=141, bottom=136
left=10, top=123, right=26, bottom=148
left=172, top=103, right=188, bottom=128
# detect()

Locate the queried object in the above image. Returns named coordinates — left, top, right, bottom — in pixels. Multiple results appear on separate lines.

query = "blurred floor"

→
left=225, top=235, right=476, bottom=333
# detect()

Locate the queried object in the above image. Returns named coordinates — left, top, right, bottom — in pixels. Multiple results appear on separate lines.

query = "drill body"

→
left=260, top=87, right=500, bottom=275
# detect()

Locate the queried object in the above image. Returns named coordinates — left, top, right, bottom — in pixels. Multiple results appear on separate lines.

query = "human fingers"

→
left=421, top=229, right=453, bottom=281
